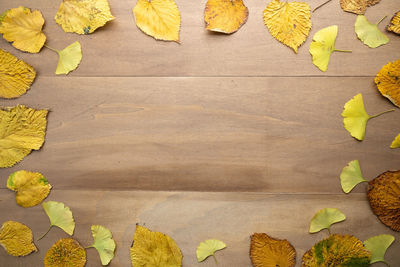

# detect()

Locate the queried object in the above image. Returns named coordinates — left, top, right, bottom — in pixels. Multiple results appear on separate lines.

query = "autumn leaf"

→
left=133, top=0, right=181, bottom=42
left=355, top=15, right=389, bottom=48
left=87, top=225, right=116, bottom=266
left=391, top=134, right=400, bottom=149
left=368, top=170, right=400, bottom=231
left=0, top=221, right=37, bottom=256
left=55, top=0, right=114, bottom=34
left=309, top=208, right=346, bottom=234
left=375, top=60, right=400, bottom=108
left=204, top=0, right=248, bottom=34
left=196, top=239, right=226, bottom=263
left=0, top=6, right=46, bottom=53
left=302, top=234, right=370, bottom=266
left=0, top=105, right=48, bottom=168
left=250, top=233, right=296, bottom=267
left=340, top=0, right=367, bottom=15
left=387, top=11, right=400, bottom=34
left=263, top=0, right=311, bottom=53
left=40, top=201, right=75, bottom=240
left=340, top=160, right=367, bottom=193
left=44, top=238, right=86, bottom=267
left=130, top=225, right=182, bottom=266
left=364, top=234, right=394, bottom=264
left=0, top=49, right=36, bottom=99
left=46, top=41, right=82, bottom=75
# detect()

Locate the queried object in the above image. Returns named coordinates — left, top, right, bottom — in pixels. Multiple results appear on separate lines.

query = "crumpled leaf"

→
left=309, top=208, right=346, bottom=233
left=87, top=225, right=116, bottom=266
left=250, top=233, right=296, bottom=267
left=302, top=234, right=370, bottom=266
left=0, top=6, right=46, bottom=53
left=368, top=170, right=400, bottom=231
left=263, top=0, right=311, bottom=53
left=0, top=105, right=48, bottom=168
left=375, top=60, right=400, bottom=108
left=340, top=160, right=367, bottom=193
left=130, top=225, right=182, bottom=267
left=51, top=41, right=82, bottom=75
left=55, top=0, right=114, bottom=34
left=0, top=221, right=37, bottom=256
left=390, top=134, right=400, bottom=149
left=7, top=170, right=52, bottom=208
left=133, top=0, right=181, bottom=42
left=364, top=234, right=394, bottom=264
left=44, top=238, right=86, bottom=267
left=355, top=15, right=389, bottom=48
left=40, top=201, right=75, bottom=239
left=196, top=239, right=226, bottom=263
left=0, top=49, right=36, bottom=99
left=387, top=11, right=400, bottom=34
left=340, top=0, right=367, bottom=15
left=204, top=0, right=248, bottom=34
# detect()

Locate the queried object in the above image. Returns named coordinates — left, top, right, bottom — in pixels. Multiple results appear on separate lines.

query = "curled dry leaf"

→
left=0, top=221, right=37, bottom=256
left=391, top=134, right=400, bottom=149
left=375, top=60, right=400, bottom=108
left=364, top=234, right=394, bottom=264
left=355, top=15, right=389, bottom=48
left=196, top=239, right=226, bottom=263
left=44, top=238, right=86, bottom=267
left=340, top=160, right=367, bottom=193
left=40, top=201, right=75, bottom=239
left=366, top=0, right=381, bottom=6
left=387, top=11, right=400, bottom=34
left=309, top=208, right=346, bottom=233
left=88, top=225, right=116, bottom=266
left=250, top=233, right=296, bottom=267
left=340, top=0, right=367, bottom=15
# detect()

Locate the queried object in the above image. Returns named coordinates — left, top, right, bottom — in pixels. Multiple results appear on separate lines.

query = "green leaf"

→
left=196, top=239, right=226, bottom=263
left=340, top=160, right=367, bottom=193
left=364, top=234, right=394, bottom=264
left=355, top=15, right=389, bottom=48
left=88, top=225, right=116, bottom=265
left=309, top=208, right=346, bottom=233
left=40, top=201, right=75, bottom=240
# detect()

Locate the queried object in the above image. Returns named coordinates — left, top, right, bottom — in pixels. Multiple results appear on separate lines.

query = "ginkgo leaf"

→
left=7, top=170, right=52, bottom=208
left=0, top=6, right=46, bottom=53
left=355, top=15, right=389, bottom=48
left=340, top=160, right=367, bottom=193
left=40, top=201, right=75, bottom=239
left=0, top=105, right=48, bottom=168
left=387, top=11, right=400, bottom=34
left=44, top=238, right=86, bottom=267
left=47, top=41, right=82, bottom=75
left=133, top=0, right=181, bottom=42
left=340, top=0, right=367, bottom=15
left=0, top=221, right=37, bottom=256
left=364, top=234, right=394, bottom=264
left=196, top=239, right=226, bottom=263
left=375, top=60, right=400, bottom=108
left=309, top=208, right=346, bottom=233
left=368, top=170, right=400, bottom=231
left=0, top=49, right=36, bottom=99
left=87, top=225, right=116, bottom=266
left=263, top=0, right=311, bottom=53
left=390, top=134, right=400, bottom=149
left=55, top=0, right=114, bottom=34
left=250, top=233, right=296, bottom=267
left=302, top=234, right=370, bottom=266
left=130, top=225, right=182, bottom=267
left=204, top=0, right=248, bottom=34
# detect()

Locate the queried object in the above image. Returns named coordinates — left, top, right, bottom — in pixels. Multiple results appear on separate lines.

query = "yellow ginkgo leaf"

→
left=204, top=0, right=248, bottom=34
left=340, top=0, right=367, bottom=15
left=44, top=238, right=86, bottom=267
left=87, top=225, right=116, bottom=266
left=55, top=0, right=114, bottom=34
left=375, top=60, right=400, bottom=108
left=263, top=0, right=311, bottom=53
left=355, top=15, right=389, bottom=48
left=0, top=221, right=37, bottom=256
left=0, top=6, right=46, bottom=53
left=387, top=11, right=400, bottom=34
left=390, top=134, right=400, bottom=149
left=40, top=201, right=75, bottom=240
left=133, top=0, right=181, bottom=42
left=0, top=105, right=48, bottom=168
left=196, top=239, right=226, bottom=263
left=0, top=49, right=36, bottom=99
left=46, top=41, right=82, bottom=75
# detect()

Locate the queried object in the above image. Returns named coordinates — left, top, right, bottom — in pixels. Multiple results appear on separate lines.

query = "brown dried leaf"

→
left=366, top=0, right=380, bottom=7
left=340, top=0, right=367, bottom=15
left=387, top=11, right=400, bottom=35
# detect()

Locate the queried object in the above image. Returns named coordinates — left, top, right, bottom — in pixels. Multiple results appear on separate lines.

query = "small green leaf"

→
left=340, top=160, right=367, bottom=193
left=88, top=225, right=116, bottom=265
left=364, top=234, right=394, bottom=264
left=355, top=15, right=389, bottom=48
left=309, top=208, right=346, bottom=233
left=196, top=239, right=226, bottom=263
left=39, top=201, right=75, bottom=240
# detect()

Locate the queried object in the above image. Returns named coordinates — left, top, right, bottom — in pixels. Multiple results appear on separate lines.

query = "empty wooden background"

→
left=0, top=0, right=399, bottom=266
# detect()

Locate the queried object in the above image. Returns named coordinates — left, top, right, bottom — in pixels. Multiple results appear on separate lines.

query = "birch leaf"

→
left=88, top=225, right=116, bottom=266
left=0, top=221, right=37, bottom=256
left=390, top=134, right=400, bottom=149
left=54, top=41, right=82, bottom=75
left=196, top=239, right=226, bottom=263
left=364, top=234, right=394, bottom=264
left=355, top=15, right=389, bottom=48
left=387, top=11, right=400, bottom=34
left=340, top=160, right=367, bottom=193
left=375, top=60, right=400, bottom=108
left=41, top=201, right=75, bottom=239
left=309, top=208, right=346, bottom=233
left=44, top=238, right=86, bottom=267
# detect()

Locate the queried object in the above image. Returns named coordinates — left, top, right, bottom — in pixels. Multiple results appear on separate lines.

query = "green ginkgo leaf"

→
left=340, top=160, right=367, bottom=193
left=39, top=201, right=75, bottom=240
left=87, top=225, right=116, bottom=265
left=355, top=15, right=389, bottom=48
left=196, top=239, right=226, bottom=263
left=309, top=208, right=346, bottom=233
left=364, top=234, right=394, bottom=264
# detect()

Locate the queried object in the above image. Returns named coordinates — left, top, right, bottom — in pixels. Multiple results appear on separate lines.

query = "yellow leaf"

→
left=0, top=221, right=37, bottom=256
left=44, top=238, right=86, bottom=267
left=390, top=134, right=400, bottom=149
left=0, top=49, right=36, bottom=99
left=340, top=0, right=367, bottom=15
left=204, top=0, right=248, bottom=34
left=130, top=225, right=182, bottom=266
left=88, top=225, right=116, bottom=266
left=0, top=6, right=46, bottom=53
left=196, top=239, right=226, bottom=262
left=55, top=0, right=114, bottom=34
left=54, top=41, right=82, bottom=75
left=0, top=105, right=48, bottom=168
left=387, top=11, right=400, bottom=35
left=263, top=0, right=311, bottom=53
left=40, top=201, right=75, bottom=239
left=375, top=60, right=400, bottom=108
left=133, top=0, right=181, bottom=42
left=355, top=15, right=389, bottom=48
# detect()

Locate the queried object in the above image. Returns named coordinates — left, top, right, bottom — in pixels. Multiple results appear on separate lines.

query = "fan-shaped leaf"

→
left=309, top=208, right=346, bottom=233
left=40, top=201, right=75, bottom=239
left=364, top=234, right=394, bottom=264
left=88, top=225, right=116, bottom=265
left=196, top=239, right=226, bottom=263
left=340, top=160, right=367, bottom=193
left=355, top=15, right=389, bottom=48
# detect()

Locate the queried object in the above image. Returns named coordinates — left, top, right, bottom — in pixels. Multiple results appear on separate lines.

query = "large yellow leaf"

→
left=133, top=0, right=181, bottom=42
left=55, top=0, right=114, bottom=34
left=0, top=105, right=48, bottom=168
left=44, top=238, right=86, bottom=267
left=387, top=11, right=400, bottom=35
left=375, top=60, right=400, bottom=108
left=263, top=0, right=311, bottom=53
left=0, top=6, right=46, bottom=53
left=0, top=49, right=36, bottom=99
left=204, top=0, right=248, bottom=34
left=0, top=221, right=37, bottom=256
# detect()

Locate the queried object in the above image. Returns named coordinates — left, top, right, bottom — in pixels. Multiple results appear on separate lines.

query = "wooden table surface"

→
left=1, top=0, right=399, bottom=266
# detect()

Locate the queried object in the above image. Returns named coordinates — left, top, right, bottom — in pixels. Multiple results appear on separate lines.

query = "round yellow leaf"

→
left=0, top=221, right=37, bottom=257
left=44, top=238, right=86, bottom=267
left=387, top=11, right=400, bottom=34
left=375, top=60, right=400, bottom=108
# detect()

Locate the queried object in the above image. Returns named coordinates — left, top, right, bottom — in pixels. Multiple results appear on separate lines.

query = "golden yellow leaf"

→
left=0, top=49, right=36, bottom=99
left=54, top=41, right=82, bottom=75
left=133, top=0, right=181, bottom=42
left=263, top=0, right=311, bottom=53
left=44, top=238, right=86, bottom=267
left=375, top=60, right=400, bottom=108
left=340, top=0, right=367, bottom=15
left=0, top=221, right=37, bottom=256
left=130, top=225, right=182, bottom=266
left=387, top=11, right=400, bottom=34
left=390, top=134, right=400, bottom=149
left=0, top=105, right=48, bottom=168
left=204, top=0, right=248, bottom=34
left=0, top=6, right=46, bottom=53
left=55, top=0, right=114, bottom=34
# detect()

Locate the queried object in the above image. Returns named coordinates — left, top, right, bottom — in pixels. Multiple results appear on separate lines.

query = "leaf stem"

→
left=313, top=0, right=332, bottom=13
left=38, top=225, right=52, bottom=241
left=84, top=245, right=94, bottom=249
left=377, top=15, right=388, bottom=25
left=212, top=254, right=218, bottom=265
left=44, top=44, right=58, bottom=53
left=370, top=109, right=395, bottom=119
left=333, top=49, right=352, bottom=53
